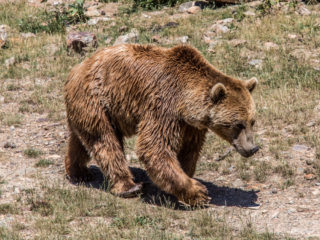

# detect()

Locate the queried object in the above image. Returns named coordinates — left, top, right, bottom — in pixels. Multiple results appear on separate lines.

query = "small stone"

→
left=178, top=1, right=193, bottom=12
left=0, top=95, right=4, bottom=103
left=312, top=189, right=320, bottom=196
left=10, top=126, right=15, bottom=131
left=247, top=204, right=260, bottom=210
left=315, top=182, right=320, bottom=186
left=271, top=188, right=278, bottom=194
left=21, top=32, right=36, bottom=38
left=306, top=121, right=315, bottom=127
left=4, top=142, right=16, bottom=149
left=113, top=29, right=139, bottom=45
left=5, top=57, right=15, bottom=67
left=67, top=31, right=98, bottom=54
left=142, top=13, right=151, bottom=18
left=210, top=24, right=229, bottom=34
left=297, top=167, right=304, bottom=174
left=304, top=174, right=316, bottom=180
left=248, top=59, right=262, bottom=68
left=306, top=159, right=313, bottom=165
left=292, top=144, right=309, bottom=152
left=233, top=179, right=244, bottom=188
left=85, top=9, right=101, bottom=18
left=151, top=35, right=161, bottom=43
left=247, top=1, right=262, bottom=8
left=216, top=18, right=234, bottom=25
left=88, top=18, right=99, bottom=25
left=48, top=154, right=60, bottom=160
left=263, top=42, right=279, bottom=51
left=228, top=39, right=247, bottom=47
left=271, top=211, right=279, bottom=219
left=176, top=36, right=189, bottom=44
left=0, top=24, right=9, bottom=48
left=244, top=11, right=256, bottom=17
left=105, top=38, right=112, bottom=44
left=298, top=6, right=311, bottom=16
left=288, top=34, right=297, bottom=39
left=187, top=6, right=201, bottom=14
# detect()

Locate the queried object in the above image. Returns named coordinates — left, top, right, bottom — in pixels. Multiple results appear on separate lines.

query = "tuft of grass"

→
left=35, top=159, right=54, bottom=168
left=0, top=204, right=18, bottom=215
left=1, top=113, right=23, bottom=127
left=0, top=227, right=21, bottom=240
left=24, top=148, right=43, bottom=158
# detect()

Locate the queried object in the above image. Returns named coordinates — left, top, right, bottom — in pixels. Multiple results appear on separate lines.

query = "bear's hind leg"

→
left=65, top=131, right=93, bottom=182
left=81, top=118, right=142, bottom=198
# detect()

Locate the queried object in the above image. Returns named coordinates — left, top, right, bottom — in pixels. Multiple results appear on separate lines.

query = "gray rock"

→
left=292, top=144, right=309, bottom=152
left=271, top=188, right=278, bottom=194
left=216, top=18, right=234, bottom=25
left=298, top=6, right=311, bottom=16
left=85, top=9, right=101, bottom=18
left=248, top=59, right=262, bottom=68
left=233, top=178, right=244, bottom=188
left=5, top=57, right=15, bottom=67
left=176, top=36, right=189, bottom=44
left=210, top=24, right=229, bottom=34
left=113, top=29, right=139, bottom=45
left=297, top=167, right=304, bottom=175
left=315, top=182, right=320, bottom=186
left=244, top=11, right=256, bottom=16
left=187, top=6, right=201, bottom=14
left=67, top=31, right=98, bottom=53
left=0, top=25, right=8, bottom=48
left=21, top=32, right=36, bottom=38
left=178, top=1, right=194, bottom=12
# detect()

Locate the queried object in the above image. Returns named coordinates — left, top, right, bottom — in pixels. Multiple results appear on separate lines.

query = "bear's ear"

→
left=246, top=77, right=258, bottom=93
left=210, top=83, right=227, bottom=104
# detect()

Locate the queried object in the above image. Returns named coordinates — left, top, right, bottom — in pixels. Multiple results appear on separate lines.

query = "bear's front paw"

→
left=183, top=180, right=210, bottom=206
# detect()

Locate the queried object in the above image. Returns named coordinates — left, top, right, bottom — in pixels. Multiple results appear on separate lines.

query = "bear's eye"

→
left=236, top=123, right=246, bottom=130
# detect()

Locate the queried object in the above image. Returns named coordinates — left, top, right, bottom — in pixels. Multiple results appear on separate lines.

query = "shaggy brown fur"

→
left=64, top=44, right=258, bottom=205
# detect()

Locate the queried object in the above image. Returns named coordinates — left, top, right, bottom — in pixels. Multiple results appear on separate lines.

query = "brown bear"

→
left=64, top=44, right=259, bottom=205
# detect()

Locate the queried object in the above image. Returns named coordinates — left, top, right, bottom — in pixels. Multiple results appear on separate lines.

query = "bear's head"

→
left=182, top=77, right=259, bottom=158
left=209, top=77, right=259, bottom=158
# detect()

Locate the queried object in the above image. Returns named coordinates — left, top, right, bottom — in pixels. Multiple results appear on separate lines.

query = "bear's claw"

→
left=114, top=183, right=143, bottom=198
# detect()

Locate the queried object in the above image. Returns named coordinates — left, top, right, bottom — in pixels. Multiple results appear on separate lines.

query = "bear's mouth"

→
left=232, top=144, right=259, bottom=158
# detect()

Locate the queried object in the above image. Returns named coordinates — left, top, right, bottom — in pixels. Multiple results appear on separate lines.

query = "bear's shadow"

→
left=75, top=165, right=258, bottom=210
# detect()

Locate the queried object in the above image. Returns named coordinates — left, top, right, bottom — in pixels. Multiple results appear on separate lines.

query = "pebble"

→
left=271, top=188, right=278, bottom=194
left=187, top=6, right=201, bottom=14
left=4, top=142, right=16, bottom=149
left=233, top=178, right=244, bottom=188
left=244, top=11, right=256, bottom=17
left=248, top=59, right=262, bottom=68
left=306, top=159, right=313, bottom=165
left=288, top=34, right=297, bottom=39
left=10, top=126, right=15, bottom=131
left=312, top=189, right=320, bottom=196
left=0, top=95, right=4, bottom=103
left=113, top=29, right=139, bottom=45
left=304, top=174, right=316, bottom=180
left=316, top=182, right=320, bottom=186
left=176, top=36, right=189, bottom=44
left=21, top=32, right=36, bottom=38
left=5, top=57, right=15, bottom=67
left=292, top=144, right=309, bottom=152
left=297, top=167, right=304, bottom=175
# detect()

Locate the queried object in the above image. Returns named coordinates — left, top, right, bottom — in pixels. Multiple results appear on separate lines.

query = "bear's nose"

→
left=250, top=146, right=259, bottom=155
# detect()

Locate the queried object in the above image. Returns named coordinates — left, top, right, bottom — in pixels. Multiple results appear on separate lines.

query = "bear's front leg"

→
left=137, top=119, right=210, bottom=206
